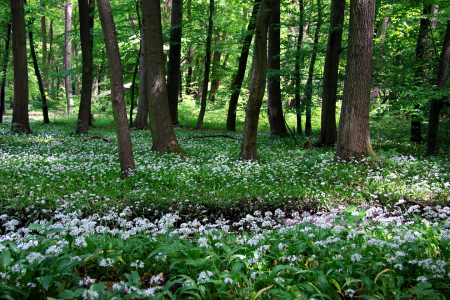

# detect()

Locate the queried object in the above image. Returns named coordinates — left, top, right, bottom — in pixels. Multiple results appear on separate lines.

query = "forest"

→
left=1, top=0, right=450, bottom=298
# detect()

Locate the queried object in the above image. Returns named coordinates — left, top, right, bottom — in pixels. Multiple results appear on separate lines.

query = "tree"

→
left=427, top=20, right=450, bottom=156
left=226, top=0, right=261, bottom=132
left=267, top=0, right=286, bottom=137
left=294, top=0, right=307, bottom=136
left=64, top=2, right=73, bottom=115
left=28, top=23, right=50, bottom=124
left=97, top=0, right=136, bottom=177
left=196, top=0, right=214, bottom=130
left=304, top=0, right=322, bottom=137
left=185, top=0, right=194, bottom=95
left=315, top=0, right=345, bottom=147
left=335, top=0, right=376, bottom=161
left=133, top=28, right=150, bottom=129
left=167, top=0, right=183, bottom=125
left=142, top=0, right=182, bottom=153
left=76, top=0, right=95, bottom=134
left=240, top=0, right=276, bottom=160
left=10, top=0, right=30, bottom=133
left=0, top=20, right=11, bottom=123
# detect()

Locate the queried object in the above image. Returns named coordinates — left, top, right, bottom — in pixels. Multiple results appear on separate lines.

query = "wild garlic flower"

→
left=197, top=271, right=213, bottom=284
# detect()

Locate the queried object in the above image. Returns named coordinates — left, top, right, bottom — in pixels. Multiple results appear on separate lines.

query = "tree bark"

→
left=226, top=0, right=261, bottom=132
left=0, top=21, right=11, bottom=123
left=49, top=20, right=55, bottom=99
left=29, top=25, right=50, bottom=124
left=77, top=0, right=95, bottom=134
left=315, top=0, right=345, bottom=147
left=427, top=20, right=450, bottom=156
left=97, top=0, right=136, bottom=177
left=129, top=45, right=140, bottom=127
left=240, top=0, right=276, bottom=160
left=209, top=33, right=222, bottom=103
left=294, top=0, right=307, bottom=136
left=167, top=0, right=183, bottom=125
left=133, top=29, right=150, bottom=129
left=41, top=3, right=48, bottom=96
left=267, top=0, right=286, bottom=137
left=196, top=0, right=214, bottom=130
left=185, top=0, right=194, bottom=95
left=335, top=0, right=376, bottom=161
left=142, top=0, right=182, bottom=153
left=10, top=0, right=30, bottom=133
left=65, top=2, right=73, bottom=115
left=304, top=0, right=322, bottom=137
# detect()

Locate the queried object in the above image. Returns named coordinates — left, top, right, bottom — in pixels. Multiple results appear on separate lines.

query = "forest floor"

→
left=1, top=113, right=450, bottom=299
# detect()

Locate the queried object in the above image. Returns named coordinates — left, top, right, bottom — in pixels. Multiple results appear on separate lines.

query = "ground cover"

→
left=0, top=114, right=450, bottom=299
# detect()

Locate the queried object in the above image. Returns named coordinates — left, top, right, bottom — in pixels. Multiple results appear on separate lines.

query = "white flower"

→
left=224, top=277, right=233, bottom=284
left=345, top=289, right=355, bottom=298
left=351, top=253, right=363, bottom=262
left=26, top=252, right=44, bottom=264
left=417, top=276, right=427, bottom=282
left=198, top=237, right=210, bottom=248
left=197, top=271, right=213, bottom=284
left=275, top=277, right=285, bottom=284
left=98, top=258, right=115, bottom=267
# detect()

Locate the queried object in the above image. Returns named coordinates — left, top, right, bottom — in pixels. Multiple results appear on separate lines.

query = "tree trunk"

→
left=427, top=20, right=450, bottom=156
left=97, top=0, right=136, bottom=178
left=167, top=0, right=183, bottom=125
left=315, top=0, right=345, bottom=147
left=335, top=0, right=376, bottom=161
left=10, top=0, right=30, bottom=133
left=304, top=0, right=322, bottom=137
left=226, top=0, right=261, bottom=132
left=0, top=21, right=11, bottom=123
left=49, top=20, right=55, bottom=99
left=65, top=2, right=73, bottom=115
left=196, top=0, right=214, bottom=130
left=77, top=0, right=95, bottom=134
left=134, top=28, right=150, bottom=129
left=267, top=0, right=286, bottom=136
left=240, top=0, right=276, bottom=160
left=209, top=32, right=223, bottom=103
left=29, top=25, right=50, bottom=124
left=185, top=0, right=193, bottom=95
left=142, top=0, right=182, bottom=153
left=129, top=45, right=140, bottom=127
left=41, top=4, right=48, bottom=97
left=294, top=0, right=306, bottom=136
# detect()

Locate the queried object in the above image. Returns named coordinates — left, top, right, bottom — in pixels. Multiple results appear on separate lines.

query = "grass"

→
left=0, top=103, right=450, bottom=299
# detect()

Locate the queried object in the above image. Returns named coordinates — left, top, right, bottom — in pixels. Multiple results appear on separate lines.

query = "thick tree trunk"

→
left=304, top=0, right=322, bottom=137
left=315, top=0, right=345, bottom=147
left=167, top=0, right=183, bottom=125
left=335, top=0, right=376, bottom=161
left=267, top=0, right=286, bottom=136
left=240, top=0, right=276, bottom=160
left=142, top=0, right=182, bottom=153
left=133, top=29, right=149, bottom=129
left=77, top=0, right=95, bottom=134
left=0, top=21, right=11, bottom=123
left=29, top=26, right=50, bottom=124
left=65, top=2, right=73, bottom=115
left=294, top=0, right=307, bottom=136
left=10, top=0, right=30, bottom=133
left=427, top=20, right=450, bottom=156
left=226, top=0, right=261, bottom=132
left=97, top=0, right=136, bottom=178
left=196, top=0, right=214, bottom=130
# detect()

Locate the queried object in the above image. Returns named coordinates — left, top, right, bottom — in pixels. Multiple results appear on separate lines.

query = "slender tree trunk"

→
left=226, top=0, right=261, bottom=132
left=65, top=2, right=73, bottom=115
left=335, top=0, right=376, bottom=161
left=167, top=0, right=183, bottom=125
left=142, top=0, right=181, bottom=153
left=10, top=0, right=30, bottom=133
left=240, top=0, right=276, bottom=160
left=0, top=21, right=11, bottom=123
left=427, top=20, right=450, bottom=156
left=129, top=45, right=140, bottom=127
left=49, top=20, right=55, bottom=99
left=185, top=0, right=193, bottom=95
left=315, top=0, right=345, bottom=147
left=29, top=26, right=50, bottom=124
left=76, top=0, right=95, bottom=133
left=41, top=4, right=48, bottom=97
left=196, top=0, right=214, bottom=130
left=294, top=0, right=306, bottom=136
left=134, top=28, right=150, bottom=129
left=209, top=32, right=222, bottom=103
left=97, top=0, right=136, bottom=177
left=304, top=0, right=322, bottom=137
left=267, top=0, right=286, bottom=136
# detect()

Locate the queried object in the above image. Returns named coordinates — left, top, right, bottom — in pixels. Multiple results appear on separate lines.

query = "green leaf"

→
left=28, top=223, right=43, bottom=231
left=56, top=290, right=77, bottom=299
left=1, top=250, right=11, bottom=271
left=39, top=275, right=54, bottom=290
left=359, top=296, right=380, bottom=300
